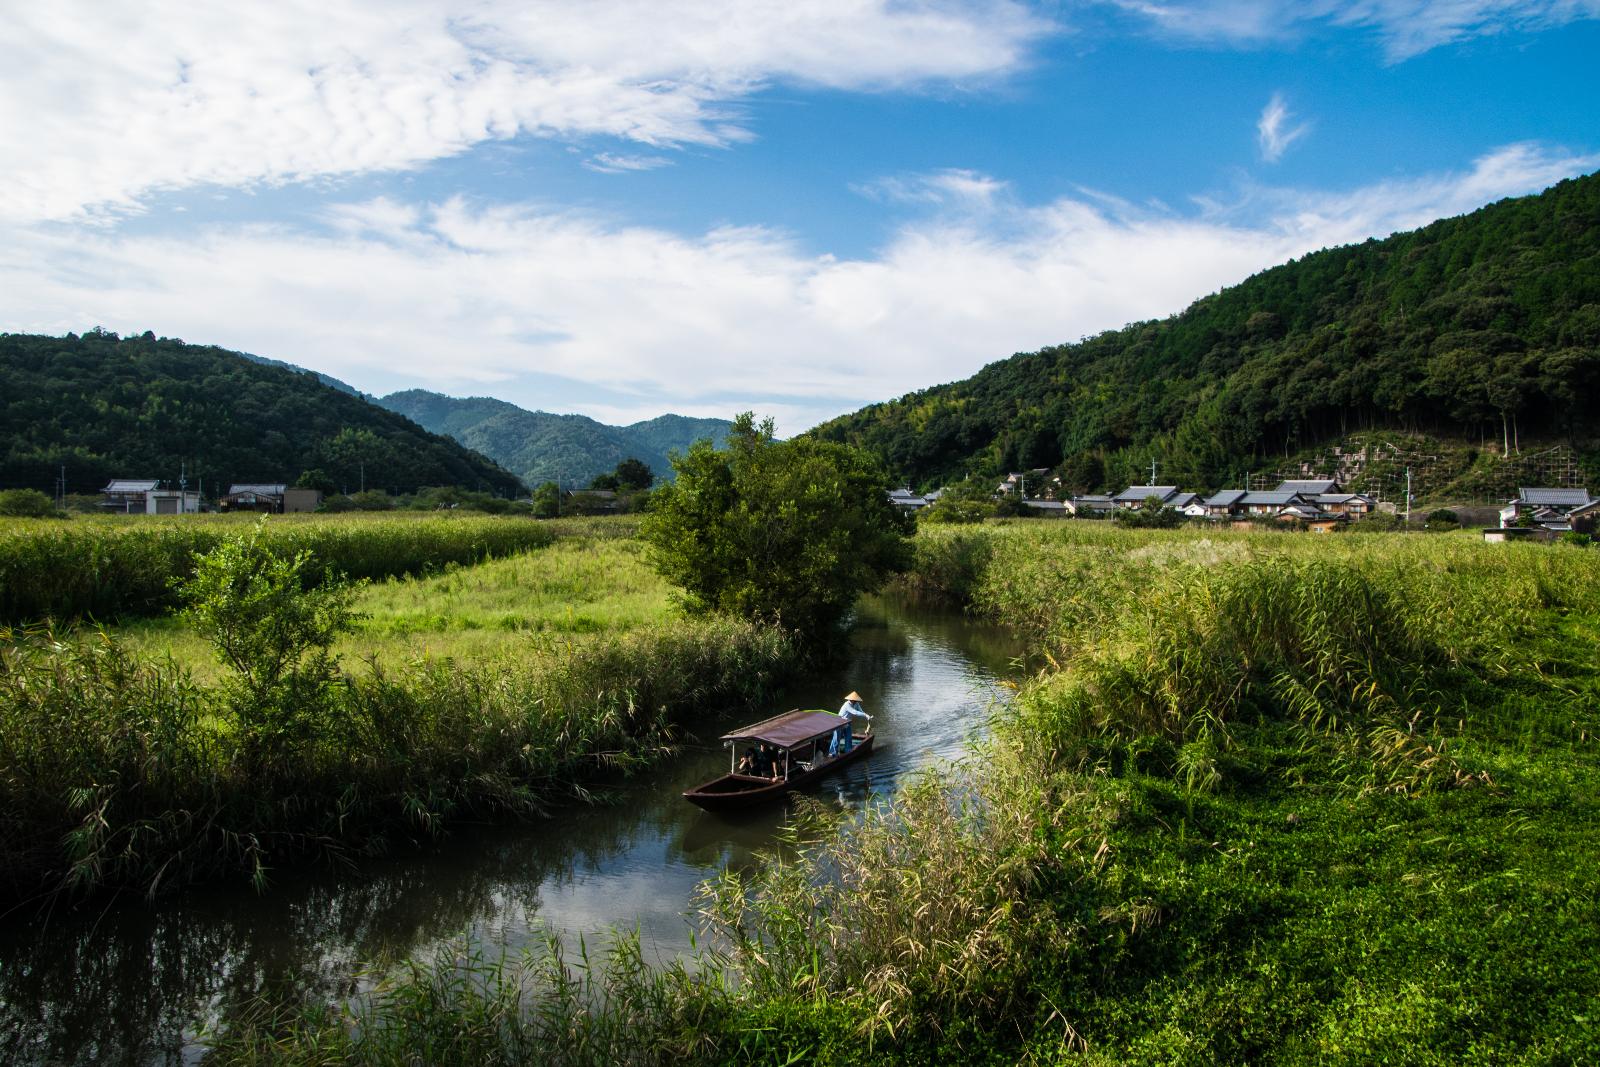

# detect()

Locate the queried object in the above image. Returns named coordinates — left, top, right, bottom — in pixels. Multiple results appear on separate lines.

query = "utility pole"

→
left=1148, top=458, right=1158, bottom=486
left=1404, top=467, right=1413, bottom=528
left=57, top=464, right=65, bottom=510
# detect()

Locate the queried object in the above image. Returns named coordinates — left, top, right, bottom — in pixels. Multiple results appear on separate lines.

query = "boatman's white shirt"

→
left=838, top=700, right=870, bottom=720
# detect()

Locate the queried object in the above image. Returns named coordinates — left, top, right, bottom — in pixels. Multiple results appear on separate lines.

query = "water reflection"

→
left=0, top=595, right=1022, bottom=1065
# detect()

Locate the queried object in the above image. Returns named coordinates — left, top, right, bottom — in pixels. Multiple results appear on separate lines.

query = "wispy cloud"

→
left=0, top=1, right=1049, bottom=224
left=1106, top=1, right=1600, bottom=60
left=583, top=153, right=675, bottom=174
left=1256, top=92, right=1310, bottom=162
left=1, top=145, right=1592, bottom=433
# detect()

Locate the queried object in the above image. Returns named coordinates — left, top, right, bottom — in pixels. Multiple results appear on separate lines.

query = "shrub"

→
left=0, top=489, right=60, bottom=518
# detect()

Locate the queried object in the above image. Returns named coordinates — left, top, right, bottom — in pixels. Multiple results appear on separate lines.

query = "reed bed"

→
left=0, top=613, right=797, bottom=900
left=0, top=513, right=556, bottom=624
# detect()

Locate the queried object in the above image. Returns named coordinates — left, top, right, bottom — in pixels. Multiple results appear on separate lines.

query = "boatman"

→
left=832, top=690, right=872, bottom=756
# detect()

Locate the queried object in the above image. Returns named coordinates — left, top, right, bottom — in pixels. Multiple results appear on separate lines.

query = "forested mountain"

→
left=811, top=172, right=1600, bottom=492
left=378, top=390, right=729, bottom=487
left=0, top=331, right=523, bottom=496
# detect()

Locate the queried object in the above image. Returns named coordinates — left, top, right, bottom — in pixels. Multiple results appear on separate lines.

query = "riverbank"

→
left=220, top=522, right=1600, bottom=1064
left=0, top=517, right=800, bottom=900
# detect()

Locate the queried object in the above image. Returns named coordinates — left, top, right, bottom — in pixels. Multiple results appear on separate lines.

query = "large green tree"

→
left=641, top=413, right=913, bottom=636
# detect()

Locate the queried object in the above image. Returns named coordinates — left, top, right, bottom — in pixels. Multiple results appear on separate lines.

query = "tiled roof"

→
left=1277, top=479, right=1339, bottom=494
left=1519, top=488, right=1591, bottom=507
left=1241, top=491, right=1303, bottom=506
left=227, top=484, right=287, bottom=496
left=104, top=479, right=159, bottom=493
left=1112, top=485, right=1178, bottom=502
left=1205, top=489, right=1247, bottom=507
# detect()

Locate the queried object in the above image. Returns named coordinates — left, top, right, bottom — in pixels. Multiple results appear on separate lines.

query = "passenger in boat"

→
left=832, top=691, right=872, bottom=755
left=737, top=750, right=758, bottom=776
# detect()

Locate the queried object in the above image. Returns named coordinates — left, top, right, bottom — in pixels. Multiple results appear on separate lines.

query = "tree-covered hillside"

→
left=378, top=389, right=728, bottom=488
left=0, top=331, right=523, bottom=496
left=811, top=172, right=1600, bottom=491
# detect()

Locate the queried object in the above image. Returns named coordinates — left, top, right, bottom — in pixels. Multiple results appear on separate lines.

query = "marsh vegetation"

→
left=213, top=521, right=1600, bottom=1065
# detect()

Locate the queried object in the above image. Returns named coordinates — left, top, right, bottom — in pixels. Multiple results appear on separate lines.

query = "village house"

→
left=1022, top=499, right=1069, bottom=517
left=887, top=487, right=930, bottom=511
left=101, top=478, right=160, bottom=512
left=1499, top=488, right=1595, bottom=531
left=1065, top=494, right=1118, bottom=518
left=1239, top=490, right=1311, bottom=517
left=1112, top=485, right=1180, bottom=509
left=221, top=484, right=322, bottom=513
left=1276, top=479, right=1341, bottom=495
left=1202, top=489, right=1248, bottom=519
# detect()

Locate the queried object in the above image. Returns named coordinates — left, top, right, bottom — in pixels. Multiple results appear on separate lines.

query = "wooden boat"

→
left=683, top=709, right=875, bottom=811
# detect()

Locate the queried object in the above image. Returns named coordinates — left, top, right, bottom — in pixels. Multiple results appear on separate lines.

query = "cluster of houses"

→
left=890, top=476, right=1381, bottom=531
left=99, top=479, right=321, bottom=514
left=890, top=474, right=1598, bottom=539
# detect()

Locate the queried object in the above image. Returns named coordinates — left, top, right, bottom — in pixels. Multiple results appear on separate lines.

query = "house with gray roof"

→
left=101, top=478, right=160, bottom=512
left=1065, top=494, right=1117, bottom=518
left=1276, top=479, right=1341, bottom=495
left=1499, top=487, right=1594, bottom=530
left=1112, top=485, right=1180, bottom=508
left=222, top=484, right=322, bottom=514
left=1240, top=490, right=1311, bottom=516
left=1202, top=489, right=1248, bottom=519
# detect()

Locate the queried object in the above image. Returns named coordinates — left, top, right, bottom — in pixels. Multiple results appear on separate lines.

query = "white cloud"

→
left=1256, top=92, right=1309, bottom=162
left=1, top=145, right=1593, bottom=434
left=583, top=153, right=675, bottom=174
left=0, top=0, right=1048, bottom=223
left=1106, top=1, right=1600, bottom=59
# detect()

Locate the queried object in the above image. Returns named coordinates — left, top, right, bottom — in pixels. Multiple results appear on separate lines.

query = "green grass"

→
left=115, top=535, right=673, bottom=681
left=209, top=521, right=1600, bottom=1065
left=0, top=511, right=557, bottom=624
left=0, top=520, right=801, bottom=900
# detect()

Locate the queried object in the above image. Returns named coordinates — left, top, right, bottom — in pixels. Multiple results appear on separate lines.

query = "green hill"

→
left=377, top=390, right=728, bottom=488
left=0, top=331, right=524, bottom=496
left=811, top=172, right=1600, bottom=494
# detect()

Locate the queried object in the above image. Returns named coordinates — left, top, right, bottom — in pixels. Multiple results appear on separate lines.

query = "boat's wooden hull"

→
left=683, top=733, right=875, bottom=811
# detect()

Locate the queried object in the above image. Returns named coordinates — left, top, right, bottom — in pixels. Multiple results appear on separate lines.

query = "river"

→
left=0, top=594, right=1022, bottom=1065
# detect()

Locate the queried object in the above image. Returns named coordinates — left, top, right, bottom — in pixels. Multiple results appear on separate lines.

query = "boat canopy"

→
left=720, top=709, right=841, bottom=749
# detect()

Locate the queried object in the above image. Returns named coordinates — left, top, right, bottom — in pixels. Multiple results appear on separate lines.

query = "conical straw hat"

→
left=844, top=691, right=862, bottom=702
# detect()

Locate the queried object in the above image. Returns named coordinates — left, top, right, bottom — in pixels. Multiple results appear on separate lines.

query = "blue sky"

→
left=2, top=1, right=1597, bottom=433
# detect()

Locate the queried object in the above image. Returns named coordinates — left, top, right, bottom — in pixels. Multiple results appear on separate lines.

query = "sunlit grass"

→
left=115, top=536, right=675, bottom=681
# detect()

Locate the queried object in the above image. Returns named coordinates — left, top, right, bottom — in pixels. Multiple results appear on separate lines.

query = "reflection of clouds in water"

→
left=0, top=596, right=1022, bottom=1064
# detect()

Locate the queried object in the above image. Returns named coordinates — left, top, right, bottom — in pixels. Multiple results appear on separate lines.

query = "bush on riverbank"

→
left=0, top=513, right=555, bottom=624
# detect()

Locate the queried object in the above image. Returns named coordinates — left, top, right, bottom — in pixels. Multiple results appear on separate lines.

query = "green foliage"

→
left=641, top=413, right=914, bottom=636
left=811, top=173, right=1600, bottom=489
left=529, top=481, right=560, bottom=518
left=0, top=513, right=554, bottom=624
left=0, top=526, right=799, bottom=899
left=179, top=525, right=361, bottom=770
left=918, top=477, right=995, bottom=524
left=613, top=457, right=654, bottom=491
left=1425, top=507, right=1461, bottom=530
left=0, top=488, right=59, bottom=518
left=0, top=332, right=524, bottom=495
left=1112, top=496, right=1185, bottom=528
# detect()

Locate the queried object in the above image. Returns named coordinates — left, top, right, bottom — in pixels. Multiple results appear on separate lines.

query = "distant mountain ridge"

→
left=377, top=390, right=729, bottom=487
left=811, top=172, right=1600, bottom=493
left=0, top=331, right=523, bottom=495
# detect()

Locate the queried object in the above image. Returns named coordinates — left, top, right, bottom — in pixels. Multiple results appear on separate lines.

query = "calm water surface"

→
left=0, top=594, right=1022, bottom=1065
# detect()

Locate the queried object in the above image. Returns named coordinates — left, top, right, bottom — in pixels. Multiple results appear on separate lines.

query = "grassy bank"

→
left=0, top=512, right=556, bottom=624
left=114, top=533, right=671, bottom=680
left=217, top=522, right=1600, bottom=1064
left=0, top=519, right=800, bottom=900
